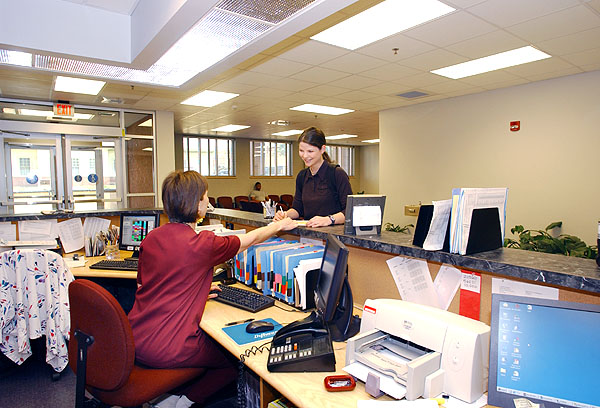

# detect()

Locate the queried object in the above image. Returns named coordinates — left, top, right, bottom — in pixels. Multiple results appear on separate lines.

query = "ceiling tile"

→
left=445, top=30, right=528, bottom=58
left=404, top=11, right=497, bottom=47
left=211, top=82, right=259, bottom=95
left=356, top=34, right=435, bottom=61
left=393, top=72, right=452, bottom=88
left=227, top=71, right=284, bottom=87
left=249, top=57, right=313, bottom=77
left=506, top=5, right=600, bottom=43
left=277, top=40, right=349, bottom=65
left=422, top=80, right=476, bottom=94
left=560, top=47, right=600, bottom=67
left=327, top=75, right=382, bottom=90
left=290, top=66, right=351, bottom=83
left=268, top=78, right=320, bottom=92
left=504, top=57, right=576, bottom=77
left=302, top=84, right=349, bottom=97
left=458, top=70, right=524, bottom=86
left=245, top=87, right=294, bottom=99
left=360, top=63, right=420, bottom=82
left=335, top=89, right=380, bottom=102
left=521, top=66, right=583, bottom=82
left=537, top=27, right=600, bottom=56
left=399, top=48, right=467, bottom=71
left=320, top=53, right=388, bottom=74
left=468, top=0, right=579, bottom=27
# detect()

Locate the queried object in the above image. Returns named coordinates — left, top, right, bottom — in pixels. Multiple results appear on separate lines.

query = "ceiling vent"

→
left=396, top=90, right=429, bottom=99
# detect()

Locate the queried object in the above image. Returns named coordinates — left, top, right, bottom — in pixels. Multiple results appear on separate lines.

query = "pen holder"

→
left=105, top=244, right=119, bottom=260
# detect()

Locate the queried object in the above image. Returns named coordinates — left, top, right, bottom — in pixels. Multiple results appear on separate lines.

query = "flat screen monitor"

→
left=344, top=194, right=386, bottom=235
left=118, top=213, right=160, bottom=260
left=314, top=234, right=360, bottom=341
left=488, top=294, right=600, bottom=408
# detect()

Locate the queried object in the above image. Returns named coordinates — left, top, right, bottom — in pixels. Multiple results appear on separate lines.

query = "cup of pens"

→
left=105, top=243, right=119, bottom=260
left=262, top=199, right=276, bottom=219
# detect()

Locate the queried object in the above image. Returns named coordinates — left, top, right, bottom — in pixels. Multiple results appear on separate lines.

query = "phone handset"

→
left=272, top=311, right=329, bottom=342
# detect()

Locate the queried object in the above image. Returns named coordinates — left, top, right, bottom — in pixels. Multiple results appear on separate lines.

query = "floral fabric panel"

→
left=0, top=249, right=75, bottom=372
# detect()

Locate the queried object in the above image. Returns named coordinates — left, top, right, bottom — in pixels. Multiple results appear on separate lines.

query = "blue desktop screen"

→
left=495, top=299, right=600, bottom=408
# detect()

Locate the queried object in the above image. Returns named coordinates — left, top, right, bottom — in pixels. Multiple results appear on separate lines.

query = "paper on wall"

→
left=57, top=218, right=85, bottom=253
left=0, top=222, right=17, bottom=241
left=433, top=265, right=462, bottom=310
left=18, top=219, right=58, bottom=240
left=386, top=257, right=439, bottom=308
left=491, top=278, right=558, bottom=300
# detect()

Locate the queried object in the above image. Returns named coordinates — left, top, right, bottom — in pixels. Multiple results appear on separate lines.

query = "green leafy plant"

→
left=384, top=222, right=414, bottom=234
left=504, top=221, right=598, bottom=259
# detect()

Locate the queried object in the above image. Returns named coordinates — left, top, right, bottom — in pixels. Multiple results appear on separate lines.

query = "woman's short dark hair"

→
left=162, top=170, right=208, bottom=223
left=298, top=126, right=332, bottom=163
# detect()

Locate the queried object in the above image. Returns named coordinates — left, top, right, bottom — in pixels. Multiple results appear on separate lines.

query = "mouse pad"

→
left=221, top=318, right=282, bottom=345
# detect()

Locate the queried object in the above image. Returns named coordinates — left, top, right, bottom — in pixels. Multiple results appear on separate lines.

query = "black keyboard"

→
left=212, top=284, right=275, bottom=313
left=89, top=259, right=138, bottom=271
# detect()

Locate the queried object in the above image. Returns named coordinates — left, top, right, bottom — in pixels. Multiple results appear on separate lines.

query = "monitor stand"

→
left=328, top=274, right=361, bottom=342
left=124, top=248, right=139, bottom=262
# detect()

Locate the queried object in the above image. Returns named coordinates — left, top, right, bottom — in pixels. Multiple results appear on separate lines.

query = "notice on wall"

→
left=459, top=271, right=481, bottom=320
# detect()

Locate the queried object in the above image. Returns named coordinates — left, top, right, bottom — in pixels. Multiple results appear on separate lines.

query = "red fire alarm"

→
left=510, top=121, right=520, bottom=132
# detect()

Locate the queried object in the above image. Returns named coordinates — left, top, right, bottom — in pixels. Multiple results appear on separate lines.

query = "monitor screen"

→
left=119, top=213, right=160, bottom=252
left=488, top=294, right=600, bottom=408
left=315, top=234, right=349, bottom=322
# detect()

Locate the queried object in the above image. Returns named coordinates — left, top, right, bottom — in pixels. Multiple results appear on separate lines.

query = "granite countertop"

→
left=206, top=209, right=600, bottom=295
left=0, top=208, right=164, bottom=222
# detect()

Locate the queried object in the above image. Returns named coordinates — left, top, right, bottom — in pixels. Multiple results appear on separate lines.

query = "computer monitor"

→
left=488, top=294, right=600, bottom=408
left=343, top=194, right=386, bottom=235
left=118, top=213, right=160, bottom=260
left=314, top=234, right=360, bottom=342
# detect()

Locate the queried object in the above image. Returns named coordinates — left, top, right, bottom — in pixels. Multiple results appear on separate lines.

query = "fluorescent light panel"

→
left=362, top=139, right=380, bottom=143
left=212, top=124, right=250, bottom=132
left=139, top=119, right=153, bottom=127
left=54, top=76, right=105, bottom=95
left=181, top=90, right=239, bottom=107
left=311, top=0, right=455, bottom=50
left=431, top=46, right=551, bottom=79
left=326, top=134, right=357, bottom=140
left=290, top=104, right=354, bottom=116
left=272, top=129, right=303, bottom=136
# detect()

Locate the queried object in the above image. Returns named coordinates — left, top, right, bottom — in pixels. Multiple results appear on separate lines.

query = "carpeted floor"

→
left=0, top=341, right=236, bottom=408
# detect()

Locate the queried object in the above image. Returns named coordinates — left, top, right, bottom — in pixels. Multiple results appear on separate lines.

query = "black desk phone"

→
left=267, top=311, right=335, bottom=372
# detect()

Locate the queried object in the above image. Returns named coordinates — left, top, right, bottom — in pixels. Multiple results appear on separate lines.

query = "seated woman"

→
left=128, top=170, right=296, bottom=408
left=249, top=181, right=267, bottom=201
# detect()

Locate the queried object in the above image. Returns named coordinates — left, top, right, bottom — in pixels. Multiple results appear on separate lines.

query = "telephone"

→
left=267, top=311, right=335, bottom=372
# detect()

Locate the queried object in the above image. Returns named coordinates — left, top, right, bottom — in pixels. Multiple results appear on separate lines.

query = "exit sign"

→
left=53, top=103, right=74, bottom=117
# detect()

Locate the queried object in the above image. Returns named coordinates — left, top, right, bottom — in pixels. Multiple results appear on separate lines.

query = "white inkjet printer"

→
left=344, top=299, right=490, bottom=403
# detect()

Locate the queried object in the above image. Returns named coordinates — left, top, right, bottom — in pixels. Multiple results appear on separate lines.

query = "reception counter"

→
left=205, top=209, right=600, bottom=323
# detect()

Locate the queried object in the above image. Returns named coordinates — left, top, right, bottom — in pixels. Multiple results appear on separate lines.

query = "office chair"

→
left=68, top=279, right=204, bottom=408
left=234, top=195, right=249, bottom=209
left=216, top=196, right=234, bottom=209
left=280, top=194, right=293, bottom=208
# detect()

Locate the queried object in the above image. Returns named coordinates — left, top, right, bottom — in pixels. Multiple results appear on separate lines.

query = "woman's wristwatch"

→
left=328, top=215, right=335, bottom=225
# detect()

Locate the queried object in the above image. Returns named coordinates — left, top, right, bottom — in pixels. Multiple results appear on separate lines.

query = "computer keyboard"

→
left=89, top=259, right=139, bottom=271
left=212, top=283, right=275, bottom=313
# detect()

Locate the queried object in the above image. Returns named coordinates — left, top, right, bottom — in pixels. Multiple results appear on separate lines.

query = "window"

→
left=19, top=158, right=30, bottom=176
left=250, top=141, right=292, bottom=176
left=183, top=136, right=235, bottom=176
left=326, top=145, right=355, bottom=176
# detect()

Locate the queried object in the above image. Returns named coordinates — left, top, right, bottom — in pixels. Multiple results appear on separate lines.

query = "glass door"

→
left=2, top=134, right=62, bottom=214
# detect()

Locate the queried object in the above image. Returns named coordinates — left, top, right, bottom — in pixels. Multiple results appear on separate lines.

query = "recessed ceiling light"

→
left=20, top=109, right=53, bottom=117
left=54, top=76, right=106, bottom=95
left=290, top=104, right=354, bottom=116
left=362, top=139, right=380, bottom=143
left=326, top=134, right=358, bottom=140
left=212, top=124, right=250, bottom=132
left=272, top=129, right=303, bottom=136
left=3, top=108, right=17, bottom=114
left=139, top=119, right=153, bottom=127
left=142, top=147, right=153, bottom=152
left=431, top=46, right=551, bottom=79
left=311, top=0, right=455, bottom=50
left=181, top=90, right=239, bottom=107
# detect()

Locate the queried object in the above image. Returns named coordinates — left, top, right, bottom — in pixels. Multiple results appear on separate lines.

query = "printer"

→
left=345, top=299, right=490, bottom=403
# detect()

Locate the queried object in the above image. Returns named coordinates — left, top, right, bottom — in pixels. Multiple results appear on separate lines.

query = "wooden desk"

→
left=200, top=289, right=393, bottom=408
left=68, top=251, right=137, bottom=279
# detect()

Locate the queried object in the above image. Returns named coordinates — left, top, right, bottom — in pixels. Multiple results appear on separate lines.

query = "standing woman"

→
left=128, top=170, right=296, bottom=408
left=274, top=127, right=352, bottom=228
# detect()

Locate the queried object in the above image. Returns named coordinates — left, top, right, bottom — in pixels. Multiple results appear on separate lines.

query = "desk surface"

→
left=69, top=252, right=137, bottom=279
left=200, top=288, right=393, bottom=408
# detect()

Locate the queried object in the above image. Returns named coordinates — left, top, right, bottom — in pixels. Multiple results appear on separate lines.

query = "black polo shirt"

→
left=291, top=161, right=352, bottom=220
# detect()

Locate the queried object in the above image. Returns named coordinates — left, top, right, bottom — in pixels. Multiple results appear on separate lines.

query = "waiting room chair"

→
left=209, top=197, right=216, bottom=208
left=267, top=194, right=280, bottom=203
left=234, top=195, right=249, bottom=209
left=280, top=194, right=293, bottom=208
left=216, top=196, right=234, bottom=209
left=239, top=200, right=264, bottom=214
left=68, top=279, right=204, bottom=408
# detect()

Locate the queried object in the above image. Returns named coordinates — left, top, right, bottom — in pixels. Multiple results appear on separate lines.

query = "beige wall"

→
left=155, top=110, right=175, bottom=206
left=380, top=70, right=600, bottom=244
left=359, top=144, right=379, bottom=194
left=170, top=137, right=362, bottom=202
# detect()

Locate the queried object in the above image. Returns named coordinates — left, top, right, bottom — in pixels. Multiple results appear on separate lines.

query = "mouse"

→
left=245, top=320, right=274, bottom=333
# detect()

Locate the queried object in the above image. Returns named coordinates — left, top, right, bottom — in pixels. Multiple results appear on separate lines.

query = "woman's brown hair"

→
left=298, top=126, right=332, bottom=163
left=162, top=170, right=208, bottom=223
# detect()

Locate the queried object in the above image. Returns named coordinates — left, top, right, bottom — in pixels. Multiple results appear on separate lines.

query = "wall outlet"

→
left=404, top=205, right=420, bottom=216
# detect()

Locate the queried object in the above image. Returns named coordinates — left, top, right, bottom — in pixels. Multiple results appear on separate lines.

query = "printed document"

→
left=386, top=257, right=439, bottom=308
left=18, top=219, right=58, bottom=240
left=57, top=218, right=85, bottom=253
left=422, top=199, right=452, bottom=250
left=433, top=265, right=462, bottom=310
